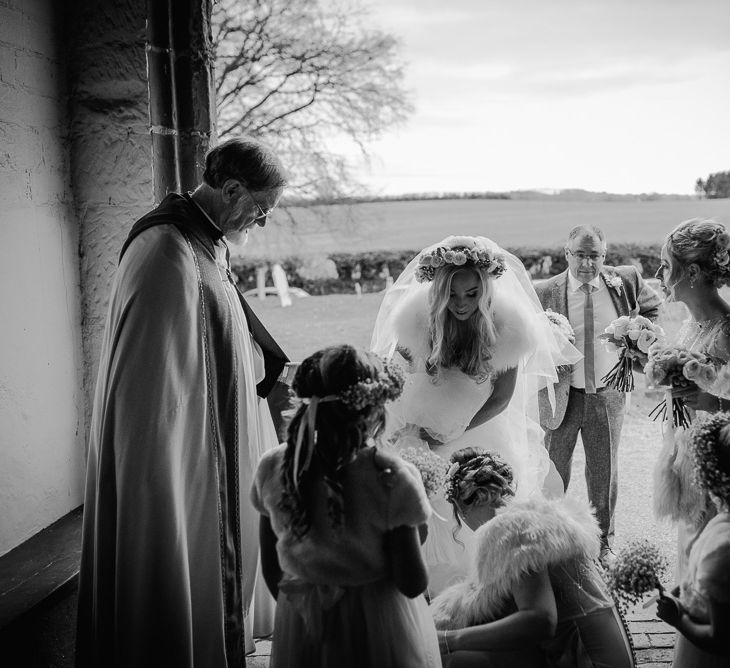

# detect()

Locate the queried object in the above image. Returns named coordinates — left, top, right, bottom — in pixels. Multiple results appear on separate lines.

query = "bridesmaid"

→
left=656, top=412, right=730, bottom=666
left=431, top=448, right=634, bottom=668
left=654, top=218, right=730, bottom=577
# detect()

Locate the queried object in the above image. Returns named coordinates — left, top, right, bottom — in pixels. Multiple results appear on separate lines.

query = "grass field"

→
left=254, top=291, right=684, bottom=577
left=240, top=197, right=730, bottom=259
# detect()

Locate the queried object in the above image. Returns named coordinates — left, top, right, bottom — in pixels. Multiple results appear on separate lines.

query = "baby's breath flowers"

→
left=606, top=539, right=669, bottom=615
left=398, top=446, right=449, bottom=500
left=338, top=360, right=405, bottom=410
left=687, top=412, right=730, bottom=504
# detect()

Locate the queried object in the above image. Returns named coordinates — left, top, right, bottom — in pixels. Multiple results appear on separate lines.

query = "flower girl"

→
left=251, top=345, right=440, bottom=667
left=431, top=448, right=634, bottom=668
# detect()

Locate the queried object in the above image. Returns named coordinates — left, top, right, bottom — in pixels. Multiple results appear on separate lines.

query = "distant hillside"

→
left=283, top=188, right=696, bottom=206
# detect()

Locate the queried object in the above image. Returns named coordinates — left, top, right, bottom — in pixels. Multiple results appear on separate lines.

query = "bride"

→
left=371, top=236, right=580, bottom=595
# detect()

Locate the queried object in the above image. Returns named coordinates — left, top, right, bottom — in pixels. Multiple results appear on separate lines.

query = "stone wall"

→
left=0, top=0, right=85, bottom=554
left=0, top=0, right=213, bottom=555
left=66, top=0, right=154, bottom=436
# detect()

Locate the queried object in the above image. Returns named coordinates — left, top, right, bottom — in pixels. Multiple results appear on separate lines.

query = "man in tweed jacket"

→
left=535, top=225, right=661, bottom=565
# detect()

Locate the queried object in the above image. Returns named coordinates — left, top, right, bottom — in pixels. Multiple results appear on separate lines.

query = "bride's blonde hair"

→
left=426, top=265, right=497, bottom=381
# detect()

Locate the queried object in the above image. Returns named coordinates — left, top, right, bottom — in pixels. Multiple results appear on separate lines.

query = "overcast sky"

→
left=353, top=0, right=730, bottom=196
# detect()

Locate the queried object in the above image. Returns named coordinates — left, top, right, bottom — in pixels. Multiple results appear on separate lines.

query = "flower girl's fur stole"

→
left=392, top=284, right=539, bottom=373
left=431, top=497, right=601, bottom=629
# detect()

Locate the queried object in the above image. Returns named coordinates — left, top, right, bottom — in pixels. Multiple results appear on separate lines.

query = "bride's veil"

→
left=371, top=235, right=581, bottom=497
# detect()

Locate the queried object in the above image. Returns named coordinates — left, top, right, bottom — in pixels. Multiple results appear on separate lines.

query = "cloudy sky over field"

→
left=358, top=0, right=730, bottom=196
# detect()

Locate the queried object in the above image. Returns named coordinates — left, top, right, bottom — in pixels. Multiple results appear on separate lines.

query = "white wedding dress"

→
left=371, top=237, right=581, bottom=596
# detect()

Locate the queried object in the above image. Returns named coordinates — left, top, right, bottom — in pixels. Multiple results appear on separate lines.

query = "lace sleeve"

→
left=713, top=317, right=730, bottom=362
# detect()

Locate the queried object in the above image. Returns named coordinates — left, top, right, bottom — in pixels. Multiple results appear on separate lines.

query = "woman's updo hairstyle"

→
left=665, top=218, right=730, bottom=288
left=446, top=447, right=515, bottom=523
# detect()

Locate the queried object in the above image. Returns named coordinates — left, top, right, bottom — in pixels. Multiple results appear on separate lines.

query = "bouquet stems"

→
left=602, top=349, right=635, bottom=392
left=648, top=397, right=691, bottom=429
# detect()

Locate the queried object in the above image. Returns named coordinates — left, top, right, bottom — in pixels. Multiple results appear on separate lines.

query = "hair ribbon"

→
left=292, top=394, right=338, bottom=491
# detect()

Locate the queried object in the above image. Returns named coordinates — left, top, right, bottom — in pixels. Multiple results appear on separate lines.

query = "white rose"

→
left=637, top=329, right=657, bottom=354
left=612, top=316, right=632, bottom=338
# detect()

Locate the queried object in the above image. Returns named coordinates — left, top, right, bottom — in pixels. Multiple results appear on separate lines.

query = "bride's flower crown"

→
left=415, top=241, right=507, bottom=283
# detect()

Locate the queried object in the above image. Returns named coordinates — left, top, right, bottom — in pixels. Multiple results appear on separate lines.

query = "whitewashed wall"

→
left=0, top=0, right=85, bottom=555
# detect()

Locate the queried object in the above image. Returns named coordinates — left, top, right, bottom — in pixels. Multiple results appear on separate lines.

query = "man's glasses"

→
left=567, top=249, right=605, bottom=263
left=240, top=182, right=273, bottom=221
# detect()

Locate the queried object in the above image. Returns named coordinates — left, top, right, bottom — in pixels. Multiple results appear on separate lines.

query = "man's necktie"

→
left=581, top=284, right=596, bottom=393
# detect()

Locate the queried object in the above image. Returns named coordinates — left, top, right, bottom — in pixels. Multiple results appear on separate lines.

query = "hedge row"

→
left=231, top=243, right=662, bottom=296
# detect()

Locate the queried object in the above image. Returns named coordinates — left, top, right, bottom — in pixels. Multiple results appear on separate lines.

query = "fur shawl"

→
left=431, top=497, right=601, bottom=630
left=391, top=283, right=538, bottom=374
left=653, top=428, right=709, bottom=527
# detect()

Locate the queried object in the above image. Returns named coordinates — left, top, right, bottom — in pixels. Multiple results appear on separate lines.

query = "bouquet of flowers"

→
left=644, top=345, right=716, bottom=428
left=606, top=538, right=669, bottom=615
left=397, top=445, right=449, bottom=500
left=694, top=359, right=730, bottom=400
left=597, top=315, right=664, bottom=392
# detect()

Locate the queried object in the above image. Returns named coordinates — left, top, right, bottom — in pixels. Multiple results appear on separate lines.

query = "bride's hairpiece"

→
left=415, top=239, right=507, bottom=283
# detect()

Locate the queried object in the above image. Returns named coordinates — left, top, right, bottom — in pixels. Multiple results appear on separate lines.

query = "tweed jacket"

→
left=534, top=265, right=661, bottom=430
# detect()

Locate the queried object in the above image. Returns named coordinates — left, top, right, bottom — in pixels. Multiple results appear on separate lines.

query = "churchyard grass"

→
left=242, top=198, right=730, bottom=259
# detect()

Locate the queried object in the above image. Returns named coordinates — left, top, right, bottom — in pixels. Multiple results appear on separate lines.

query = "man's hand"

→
left=656, top=594, right=683, bottom=628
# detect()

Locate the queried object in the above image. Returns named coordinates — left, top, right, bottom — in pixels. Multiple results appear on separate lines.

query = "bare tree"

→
left=213, top=0, right=412, bottom=202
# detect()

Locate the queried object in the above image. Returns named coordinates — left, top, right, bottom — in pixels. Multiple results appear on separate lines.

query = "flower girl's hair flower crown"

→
left=415, top=237, right=507, bottom=283
left=335, top=360, right=405, bottom=410
left=300, top=357, right=405, bottom=412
